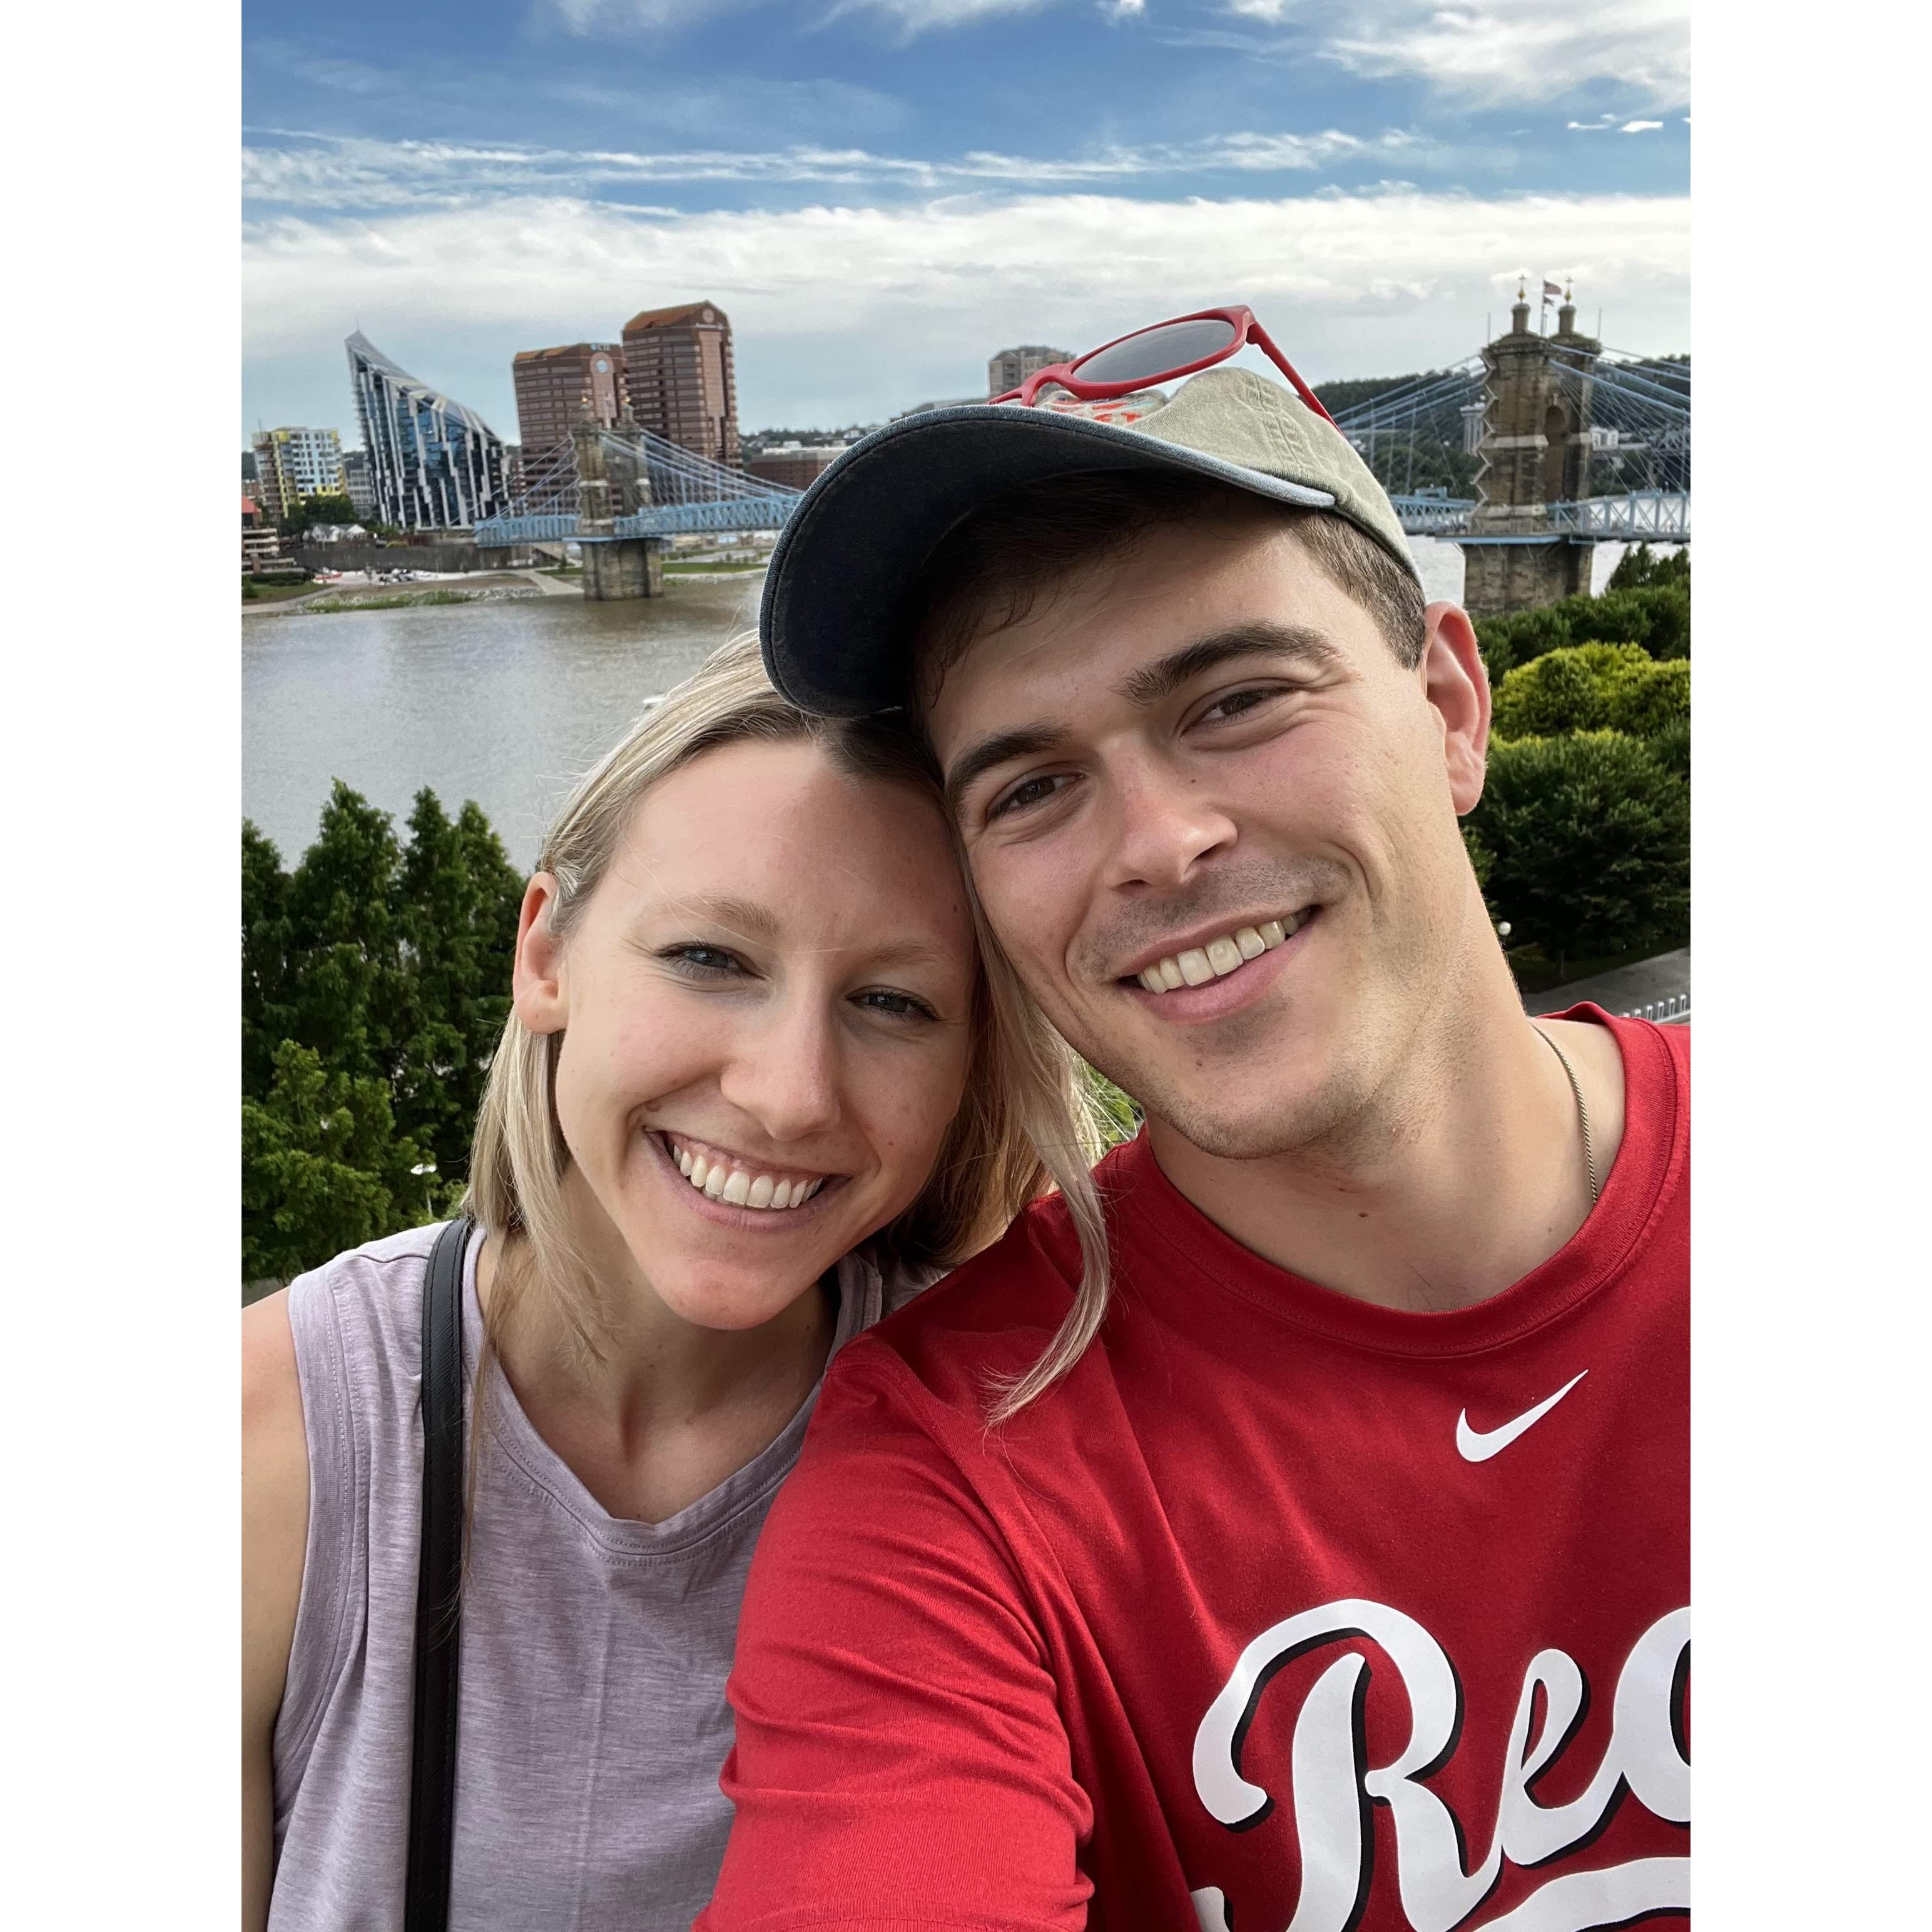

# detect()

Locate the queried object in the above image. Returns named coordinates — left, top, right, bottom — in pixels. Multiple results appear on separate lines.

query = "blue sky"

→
left=242, top=0, right=1689, bottom=446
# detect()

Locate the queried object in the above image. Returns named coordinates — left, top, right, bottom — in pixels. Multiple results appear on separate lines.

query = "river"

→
left=243, top=574, right=763, bottom=865
left=241, top=539, right=1660, bottom=867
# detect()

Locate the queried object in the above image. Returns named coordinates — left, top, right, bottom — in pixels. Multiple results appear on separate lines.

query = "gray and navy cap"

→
left=759, top=365, right=1421, bottom=718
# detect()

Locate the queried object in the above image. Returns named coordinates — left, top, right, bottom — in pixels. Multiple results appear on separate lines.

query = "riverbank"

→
left=243, top=569, right=551, bottom=616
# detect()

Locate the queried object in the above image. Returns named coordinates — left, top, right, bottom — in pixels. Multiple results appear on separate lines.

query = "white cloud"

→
left=243, top=185, right=1690, bottom=430
left=556, top=0, right=1072, bottom=31
left=241, top=128, right=1423, bottom=207
left=1099, top=0, right=1146, bottom=19
left=1217, top=0, right=1690, bottom=109
left=1620, top=119, right=1664, bottom=133
left=552, top=0, right=767, bottom=29
left=823, top=0, right=1063, bottom=33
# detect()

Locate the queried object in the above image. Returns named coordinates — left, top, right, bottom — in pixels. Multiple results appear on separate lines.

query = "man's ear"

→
left=1418, top=601, right=1491, bottom=815
left=512, top=874, right=570, bottom=1035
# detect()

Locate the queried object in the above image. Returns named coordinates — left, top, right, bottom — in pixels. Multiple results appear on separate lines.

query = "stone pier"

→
left=582, top=537, right=664, bottom=599
left=572, top=413, right=665, bottom=600
left=1455, top=287, right=1599, bottom=616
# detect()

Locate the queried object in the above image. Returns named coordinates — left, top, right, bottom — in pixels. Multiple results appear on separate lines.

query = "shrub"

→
left=1491, top=644, right=1689, bottom=741
left=1568, top=584, right=1689, bottom=659
left=1470, top=731, right=1689, bottom=970
left=1650, top=715, right=1690, bottom=780
left=1607, top=657, right=1690, bottom=736
left=1471, top=561, right=1689, bottom=681
left=1475, top=603, right=1574, bottom=681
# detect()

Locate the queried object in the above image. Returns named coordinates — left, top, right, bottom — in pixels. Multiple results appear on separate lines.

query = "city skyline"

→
left=243, top=1, right=1690, bottom=441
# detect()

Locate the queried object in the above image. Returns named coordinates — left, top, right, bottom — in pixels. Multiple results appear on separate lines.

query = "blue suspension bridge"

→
left=474, top=335, right=1689, bottom=554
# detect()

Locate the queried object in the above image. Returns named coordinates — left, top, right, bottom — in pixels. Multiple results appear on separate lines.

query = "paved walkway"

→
left=517, top=568, right=581, bottom=597
left=1528, top=947, right=1690, bottom=1020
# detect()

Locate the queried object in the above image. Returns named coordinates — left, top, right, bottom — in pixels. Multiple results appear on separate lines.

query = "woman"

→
left=242, top=634, right=1104, bottom=1929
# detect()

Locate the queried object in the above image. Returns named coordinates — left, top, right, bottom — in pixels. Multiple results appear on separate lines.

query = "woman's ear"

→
left=512, top=874, right=570, bottom=1035
left=1418, top=601, right=1492, bottom=816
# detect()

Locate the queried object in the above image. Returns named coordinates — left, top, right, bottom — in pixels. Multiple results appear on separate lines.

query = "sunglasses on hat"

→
left=989, top=305, right=1337, bottom=427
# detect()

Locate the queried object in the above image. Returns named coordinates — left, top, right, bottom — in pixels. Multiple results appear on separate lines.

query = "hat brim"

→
left=759, top=402, right=1337, bottom=718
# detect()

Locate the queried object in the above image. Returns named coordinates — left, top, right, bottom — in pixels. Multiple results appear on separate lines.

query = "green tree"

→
left=1608, top=542, right=1690, bottom=591
left=242, top=821, right=298, bottom=1099
left=1471, top=732, right=1690, bottom=973
left=241, top=783, right=526, bottom=1285
left=243, top=1041, right=455, bottom=1284
left=390, top=791, right=525, bottom=1181
left=280, top=781, right=410, bottom=1085
left=276, top=492, right=362, bottom=539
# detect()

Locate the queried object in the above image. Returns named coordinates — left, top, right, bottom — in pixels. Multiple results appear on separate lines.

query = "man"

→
left=698, top=323, right=1687, bottom=1932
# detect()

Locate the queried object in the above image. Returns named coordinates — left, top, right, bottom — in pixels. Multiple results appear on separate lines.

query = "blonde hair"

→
left=462, top=631, right=1112, bottom=1423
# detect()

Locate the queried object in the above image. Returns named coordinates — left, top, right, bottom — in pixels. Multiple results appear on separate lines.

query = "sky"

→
left=241, top=0, right=1690, bottom=448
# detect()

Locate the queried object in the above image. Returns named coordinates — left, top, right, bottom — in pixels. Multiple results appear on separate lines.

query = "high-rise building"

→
left=342, top=449, right=376, bottom=522
left=345, top=332, right=509, bottom=531
left=621, top=302, right=739, bottom=467
left=987, top=345, right=1072, bottom=397
left=251, top=425, right=346, bottom=522
left=513, top=343, right=628, bottom=459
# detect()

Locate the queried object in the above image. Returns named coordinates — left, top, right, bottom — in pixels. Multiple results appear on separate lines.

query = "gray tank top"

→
left=270, top=1220, right=915, bottom=1931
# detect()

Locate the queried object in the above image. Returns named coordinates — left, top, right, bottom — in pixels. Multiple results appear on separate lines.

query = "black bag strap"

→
left=405, top=1214, right=472, bottom=1932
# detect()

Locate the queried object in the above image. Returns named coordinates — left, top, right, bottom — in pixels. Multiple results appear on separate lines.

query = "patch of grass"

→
left=663, top=559, right=770, bottom=574
left=242, top=578, right=315, bottom=602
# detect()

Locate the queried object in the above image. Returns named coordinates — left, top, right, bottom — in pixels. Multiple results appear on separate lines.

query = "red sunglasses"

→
left=989, top=305, right=1336, bottom=426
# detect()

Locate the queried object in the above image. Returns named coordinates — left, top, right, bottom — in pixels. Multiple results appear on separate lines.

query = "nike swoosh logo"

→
left=1456, top=1370, right=1589, bottom=1463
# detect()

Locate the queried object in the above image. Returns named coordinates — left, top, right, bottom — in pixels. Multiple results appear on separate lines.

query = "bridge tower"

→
left=1457, top=285, right=1599, bottom=616
left=572, top=405, right=664, bottom=601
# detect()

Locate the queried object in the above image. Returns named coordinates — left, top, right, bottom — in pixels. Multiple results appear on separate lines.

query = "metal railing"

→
left=1547, top=491, right=1690, bottom=541
left=1389, top=493, right=1477, bottom=536
left=1620, top=994, right=1690, bottom=1024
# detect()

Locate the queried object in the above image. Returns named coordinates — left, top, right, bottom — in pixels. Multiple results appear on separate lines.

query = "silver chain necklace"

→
left=1535, top=1026, right=1600, bottom=1207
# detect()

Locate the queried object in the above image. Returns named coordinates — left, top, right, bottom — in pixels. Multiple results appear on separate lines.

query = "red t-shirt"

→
left=701, top=1010, right=1689, bottom=1932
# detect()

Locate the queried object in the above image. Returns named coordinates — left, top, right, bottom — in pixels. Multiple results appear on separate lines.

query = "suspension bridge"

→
left=475, top=424, right=806, bottom=546
left=1338, top=330, right=1690, bottom=546
left=475, top=300, right=1688, bottom=613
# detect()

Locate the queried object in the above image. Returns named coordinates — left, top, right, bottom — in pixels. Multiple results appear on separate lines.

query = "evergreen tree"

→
left=243, top=1040, right=452, bottom=1284
left=1472, top=733, right=1690, bottom=973
left=240, top=783, right=526, bottom=1286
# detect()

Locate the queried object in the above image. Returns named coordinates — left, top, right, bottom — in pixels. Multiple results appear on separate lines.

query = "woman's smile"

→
left=649, top=1127, right=849, bottom=1228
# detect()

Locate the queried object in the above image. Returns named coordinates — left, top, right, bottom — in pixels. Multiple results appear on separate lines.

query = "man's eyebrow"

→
left=1115, top=625, right=1342, bottom=708
left=943, top=723, right=1069, bottom=823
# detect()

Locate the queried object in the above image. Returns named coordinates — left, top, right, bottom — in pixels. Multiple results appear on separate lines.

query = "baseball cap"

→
left=758, top=365, right=1421, bottom=718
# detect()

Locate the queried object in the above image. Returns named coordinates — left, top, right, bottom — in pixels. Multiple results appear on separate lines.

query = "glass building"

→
left=345, top=332, right=509, bottom=531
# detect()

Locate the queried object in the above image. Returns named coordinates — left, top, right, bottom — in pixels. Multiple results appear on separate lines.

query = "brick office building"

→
left=620, top=302, right=740, bottom=467
left=743, top=442, right=847, bottom=491
left=512, top=343, right=628, bottom=458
